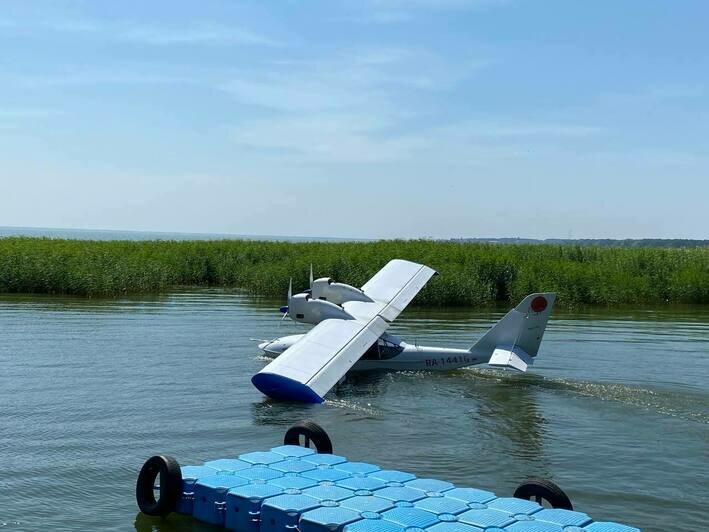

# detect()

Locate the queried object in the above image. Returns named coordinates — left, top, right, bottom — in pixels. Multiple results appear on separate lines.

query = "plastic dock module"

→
left=177, top=465, right=218, bottom=514
left=166, top=446, right=641, bottom=532
left=192, top=474, right=250, bottom=525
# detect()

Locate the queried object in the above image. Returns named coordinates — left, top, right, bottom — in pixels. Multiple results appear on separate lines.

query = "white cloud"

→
left=369, top=0, right=503, bottom=9
left=0, top=16, right=101, bottom=33
left=346, top=0, right=509, bottom=23
left=220, top=46, right=488, bottom=113
left=14, top=68, right=200, bottom=88
left=229, top=114, right=414, bottom=164
left=228, top=113, right=605, bottom=166
left=0, top=15, right=280, bottom=47
left=600, top=85, right=705, bottom=106
left=0, top=107, right=67, bottom=119
left=220, top=76, right=371, bottom=112
left=435, top=122, right=606, bottom=139
left=219, top=44, right=599, bottom=166
left=118, top=26, right=281, bottom=47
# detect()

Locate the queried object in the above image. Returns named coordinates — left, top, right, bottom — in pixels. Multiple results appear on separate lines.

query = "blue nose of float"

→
left=279, top=305, right=288, bottom=314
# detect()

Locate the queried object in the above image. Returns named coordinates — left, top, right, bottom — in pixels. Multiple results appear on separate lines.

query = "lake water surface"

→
left=1, top=291, right=707, bottom=532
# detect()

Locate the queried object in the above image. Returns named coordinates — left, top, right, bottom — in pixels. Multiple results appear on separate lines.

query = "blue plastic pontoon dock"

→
left=166, top=445, right=639, bottom=532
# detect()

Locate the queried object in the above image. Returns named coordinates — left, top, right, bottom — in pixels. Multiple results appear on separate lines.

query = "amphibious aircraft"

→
left=252, top=259, right=555, bottom=403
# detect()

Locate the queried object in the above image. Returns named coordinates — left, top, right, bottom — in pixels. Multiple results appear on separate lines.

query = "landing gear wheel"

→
left=136, top=455, right=182, bottom=516
left=513, top=478, right=573, bottom=510
left=284, top=421, right=333, bottom=454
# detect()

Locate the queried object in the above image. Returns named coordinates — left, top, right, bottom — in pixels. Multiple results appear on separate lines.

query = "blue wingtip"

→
left=251, top=373, right=324, bottom=403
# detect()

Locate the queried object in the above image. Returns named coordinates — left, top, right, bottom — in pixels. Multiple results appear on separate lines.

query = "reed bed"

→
left=0, top=237, right=706, bottom=306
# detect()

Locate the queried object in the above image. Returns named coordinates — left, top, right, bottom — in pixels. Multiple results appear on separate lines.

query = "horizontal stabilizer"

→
left=488, top=346, right=534, bottom=372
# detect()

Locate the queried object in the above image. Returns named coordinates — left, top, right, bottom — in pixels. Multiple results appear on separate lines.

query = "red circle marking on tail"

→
left=531, top=296, right=548, bottom=313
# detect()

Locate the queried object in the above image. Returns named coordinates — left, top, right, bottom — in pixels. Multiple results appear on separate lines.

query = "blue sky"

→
left=1, top=0, right=707, bottom=239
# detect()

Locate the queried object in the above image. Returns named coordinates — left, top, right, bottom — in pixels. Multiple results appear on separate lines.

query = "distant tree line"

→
left=450, top=238, right=709, bottom=248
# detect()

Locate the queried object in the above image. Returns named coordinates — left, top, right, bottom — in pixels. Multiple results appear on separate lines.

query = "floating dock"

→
left=141, top=444, right=639, bottom=532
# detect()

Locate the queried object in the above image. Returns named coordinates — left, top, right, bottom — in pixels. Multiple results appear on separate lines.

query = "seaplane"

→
left=252, top=259, right=555, bottom=403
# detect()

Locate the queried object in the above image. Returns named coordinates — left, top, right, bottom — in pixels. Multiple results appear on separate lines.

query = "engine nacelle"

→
left=311, top=277, right=373, bottom=305
left=288, top=293, right=355, bottom=325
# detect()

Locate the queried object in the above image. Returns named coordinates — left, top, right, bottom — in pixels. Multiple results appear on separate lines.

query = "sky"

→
left=0, top=0, right=707, bottom=240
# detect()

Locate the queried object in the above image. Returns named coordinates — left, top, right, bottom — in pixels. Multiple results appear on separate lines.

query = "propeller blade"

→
left=309, top=264, right=314, bottom=289
left=278, top=278, right=293, bottom=328
left=278, top=311, right=288, bottom=328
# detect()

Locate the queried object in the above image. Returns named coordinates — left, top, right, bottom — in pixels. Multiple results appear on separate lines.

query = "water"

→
left=0, top=291, right=707, bottom=532
left=0, top=226, right=362, bottom=242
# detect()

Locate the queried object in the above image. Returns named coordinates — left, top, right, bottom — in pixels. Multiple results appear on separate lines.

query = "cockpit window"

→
left=379, top=343, right=403, bottom=359
left=361, top=338, right=403, bottom=360
left=362, top=342, right=378, bottom=360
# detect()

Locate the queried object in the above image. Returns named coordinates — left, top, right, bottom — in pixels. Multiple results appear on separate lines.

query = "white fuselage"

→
left=259, top=333, right=491, bottom=372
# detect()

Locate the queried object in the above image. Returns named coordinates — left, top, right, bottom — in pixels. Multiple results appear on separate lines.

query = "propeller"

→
left=310, top=264, right=314, bottom=290
left=278, top=278, right=292, bottom=327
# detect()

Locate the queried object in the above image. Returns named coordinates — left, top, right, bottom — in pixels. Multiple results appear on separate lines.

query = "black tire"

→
left=513, top=477, right=573, bottom=510
left=284, top=421, right=333, bottom=454
left=136, top=455, right=182, bottom=516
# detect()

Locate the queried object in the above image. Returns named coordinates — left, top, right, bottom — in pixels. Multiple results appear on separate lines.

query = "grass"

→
left=0, top=237, right=707, bottom=307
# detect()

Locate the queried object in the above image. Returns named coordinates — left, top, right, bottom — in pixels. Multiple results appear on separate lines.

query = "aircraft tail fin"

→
left=470, top=293, right=555, bottom=372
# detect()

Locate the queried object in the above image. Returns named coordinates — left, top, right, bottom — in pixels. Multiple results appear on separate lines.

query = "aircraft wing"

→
left=351, top=259, right=437, bottom=321
left=252, top=316, right=389, bottom=403
left=251, top=259, right=436, bottom=403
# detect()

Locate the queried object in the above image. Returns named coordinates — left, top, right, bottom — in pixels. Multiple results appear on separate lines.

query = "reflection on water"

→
left=134, top=512, right=218, bottom=532
left=463, top=371, right=548, bottom=463
left=250, top=400, right=323, bottom=427
left=0, top=290, right=707, bottom=532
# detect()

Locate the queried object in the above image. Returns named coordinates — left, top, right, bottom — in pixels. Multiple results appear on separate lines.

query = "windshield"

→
left=361, top=338, right=403, bottom=360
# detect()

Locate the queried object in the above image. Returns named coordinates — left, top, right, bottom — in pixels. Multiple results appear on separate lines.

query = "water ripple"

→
left=1, top=291, right=707, bottom=531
